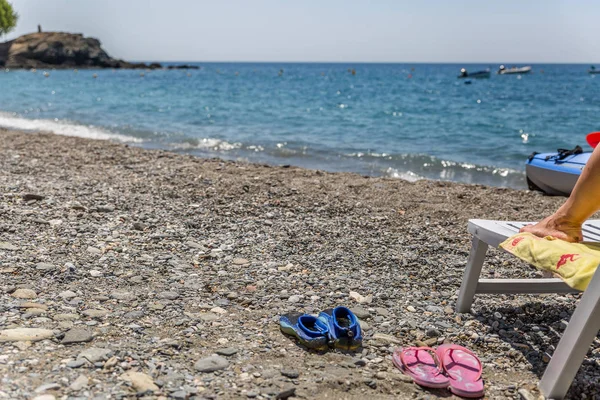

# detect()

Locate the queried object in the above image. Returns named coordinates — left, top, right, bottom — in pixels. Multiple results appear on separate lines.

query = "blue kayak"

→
left=526, top=149, right=589, bottom=196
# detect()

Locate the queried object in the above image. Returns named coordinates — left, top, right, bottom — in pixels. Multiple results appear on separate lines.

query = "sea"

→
left=1, top=63, right=598, bottom=189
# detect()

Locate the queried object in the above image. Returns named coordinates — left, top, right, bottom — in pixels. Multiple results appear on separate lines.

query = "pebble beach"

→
left=1, top=128, right=599, bottom=399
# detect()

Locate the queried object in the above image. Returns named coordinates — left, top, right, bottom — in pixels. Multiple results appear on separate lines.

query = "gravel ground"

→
left=1, top=128, right=599, bottom=400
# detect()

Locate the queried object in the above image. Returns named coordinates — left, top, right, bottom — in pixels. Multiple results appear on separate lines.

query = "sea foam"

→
left=0, top=112, right=142, bottom=143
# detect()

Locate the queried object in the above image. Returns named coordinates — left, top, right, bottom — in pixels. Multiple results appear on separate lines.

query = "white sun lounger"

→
left=456, top=219, right=600, bottom=399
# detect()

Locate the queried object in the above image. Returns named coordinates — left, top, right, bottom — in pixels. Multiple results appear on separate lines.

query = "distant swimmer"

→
left=140, top=72, right=145, bottom=77
left=278, top=69, right=284, bottom=76
left=92, top=73, right=98, bottom=78
left=43, top=72, right=49, bottom=77
left=351, top=69, right=356, bottom=75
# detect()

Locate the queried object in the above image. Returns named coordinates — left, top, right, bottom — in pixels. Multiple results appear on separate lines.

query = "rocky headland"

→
left=0, top=32, right=198, bottom=70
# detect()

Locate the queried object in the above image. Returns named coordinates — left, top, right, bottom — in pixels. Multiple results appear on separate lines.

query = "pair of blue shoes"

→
left=279, top=306, right=362, bottom=351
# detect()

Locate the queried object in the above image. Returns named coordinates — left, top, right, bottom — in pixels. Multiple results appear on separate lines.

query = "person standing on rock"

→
left=521, top=143, right=600, bottom=242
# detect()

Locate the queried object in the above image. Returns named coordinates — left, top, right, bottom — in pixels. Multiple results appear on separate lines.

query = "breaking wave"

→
left=0, top=112, right=142, bottom=143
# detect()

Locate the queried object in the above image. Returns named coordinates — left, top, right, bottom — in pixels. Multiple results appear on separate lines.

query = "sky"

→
left=5, top=0, right=600, bottom=63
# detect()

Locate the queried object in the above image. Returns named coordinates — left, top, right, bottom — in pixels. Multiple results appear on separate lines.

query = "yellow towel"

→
left=499, top=232, right=600, bottom=291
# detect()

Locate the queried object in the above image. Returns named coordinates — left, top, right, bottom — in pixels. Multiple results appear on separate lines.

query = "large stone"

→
left=23, top=308, right=46, bottom=317
left=351, top=307, right=371, bottom=319
left=86, top=246, right=102, bottom=254
left=518, top=388, right=537, bottom=400
left=23, top=193, right=44, bottom=201
left=194, top=356, right=229, bottom=372
left=59, top=290, right=77, bottom=299
left=372, top=333, right=402, bottom=345
left=19, top=302, right=48, bottom=310
left=120, top=371, right=159, bottom=392
left=349, top=291, right=373, bottom=304
left=0, top=328, right=54, bottom=342
left=34, top=383, right=61, bottom=393
left=81, top=309, right=108, bottom=318
left=185, top=240, right=204, bottom=249
left=281, top=369, right=299, bottom=379
left=53, top=313, right=79, bottom=321
left=157, top=291, right=179, bottom=300
left=12, top=288, right=37, bottom=299
left=124, top=310, right=144, bottom=319
left=96, top=205, right=115, bottom=213
left=61, top=328, right=93, bottom=344
left=36, top=262, right=55, bottom=271
left=0, top=242, right=18, bottom=251
left=216, top=347, right=238, bottom=356
left=110, top=291, right=134, bottom=301
left=69, top=375, right=88, bottom=391
left=77, top=348, right=112, bottom=363
left=32, top=395, right=56, bottom=400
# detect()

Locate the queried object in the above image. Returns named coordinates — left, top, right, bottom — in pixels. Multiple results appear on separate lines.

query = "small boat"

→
left=498, top=65, right=532, bottom=75
left=589, top=66, right=600, bottom=74
left=457, top=68, right=490, bottom=79
left=526, top=146, right=588, bottom=196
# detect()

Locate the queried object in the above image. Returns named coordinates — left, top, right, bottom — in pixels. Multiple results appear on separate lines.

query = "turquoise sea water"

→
left=0, top=63, right=598, bottom=189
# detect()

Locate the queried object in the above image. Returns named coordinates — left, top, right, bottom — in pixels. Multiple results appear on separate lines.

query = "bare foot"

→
left=520, top=214, right=583, bottom=242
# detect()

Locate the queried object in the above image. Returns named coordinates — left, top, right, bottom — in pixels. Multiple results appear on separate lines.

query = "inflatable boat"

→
left=526, top=147, right=589, bottom=196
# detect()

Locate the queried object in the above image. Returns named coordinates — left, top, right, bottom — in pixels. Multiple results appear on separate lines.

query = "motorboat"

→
left=526, top=146, right=587, bottom=196
left=589, top=66, right=600, bottom=74
left=498, top=65, right=532, bottom=75
left=457, top=68, right=491, bottom=79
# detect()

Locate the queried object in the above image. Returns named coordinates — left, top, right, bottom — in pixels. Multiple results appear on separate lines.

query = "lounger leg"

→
left=540, top=267, right=600, bottom=399
left=456, top=236, right=488, bottom=313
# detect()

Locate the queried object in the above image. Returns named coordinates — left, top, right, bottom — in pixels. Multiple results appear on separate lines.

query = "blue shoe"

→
left=279, top=312, right=330, bottom=351
left=318, top=306, right=363, bottom=351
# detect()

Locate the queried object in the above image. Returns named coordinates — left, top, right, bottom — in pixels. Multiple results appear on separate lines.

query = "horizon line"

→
left=135, top=60, right=600, bottom=65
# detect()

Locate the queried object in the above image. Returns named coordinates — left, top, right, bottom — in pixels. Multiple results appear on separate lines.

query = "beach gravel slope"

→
left=0, top=128, right=595, bottom=399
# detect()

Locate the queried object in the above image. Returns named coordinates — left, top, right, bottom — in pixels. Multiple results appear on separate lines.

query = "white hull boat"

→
left=498, top=65, right=532, bottom=75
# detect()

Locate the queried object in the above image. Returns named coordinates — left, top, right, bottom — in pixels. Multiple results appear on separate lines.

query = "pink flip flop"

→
left=436, top=344, right=485, bottom=398
left=392, top=347, right=450, bottom=389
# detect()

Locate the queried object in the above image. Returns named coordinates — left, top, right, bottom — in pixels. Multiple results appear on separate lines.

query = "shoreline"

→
left=0, top=128, right=595, bottom=399
left=0, top=111, right=527, bottom=190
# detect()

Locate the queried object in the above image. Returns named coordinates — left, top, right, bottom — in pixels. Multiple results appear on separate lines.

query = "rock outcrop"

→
left=0, top=32, right=161, bottom=69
